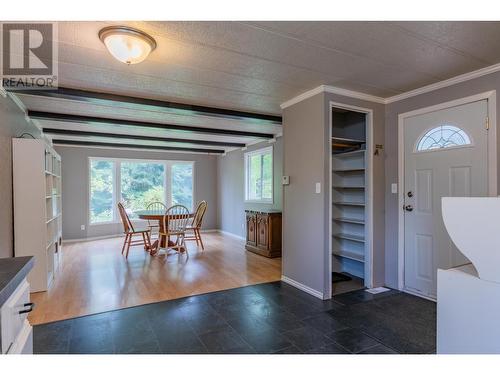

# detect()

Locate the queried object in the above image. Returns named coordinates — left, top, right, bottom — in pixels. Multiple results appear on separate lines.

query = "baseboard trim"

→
left=201, top=229, right=218, bottom=233
left=217, top=230, right=245, bottom=241
left=62, top=233, right=125, bottom=244
left=281, top=275, right=324, bottom=300
left=63, top=229, right=223, bottom=244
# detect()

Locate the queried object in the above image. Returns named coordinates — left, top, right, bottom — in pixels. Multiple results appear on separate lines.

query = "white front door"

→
left=403, top=99, right=489, bottom=299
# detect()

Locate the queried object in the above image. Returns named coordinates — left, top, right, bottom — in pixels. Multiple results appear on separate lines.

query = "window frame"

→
left=244, top=146, right=274, bottom=204
left=88, top=157, right=195, bottom=226
left=414, top=124, right=474, bottom=154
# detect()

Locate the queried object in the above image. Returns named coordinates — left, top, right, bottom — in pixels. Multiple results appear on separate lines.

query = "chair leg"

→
left=197, top=229, right=205, bottom=251
left=145, top=231, right=152, bottom=250
left=180, top=234, right=188, bottom=257
left=193, top=228, right=199, bottom=247
left=125, top=234, right=132, bottom=258
left=122, top=234, right=129, bottom=254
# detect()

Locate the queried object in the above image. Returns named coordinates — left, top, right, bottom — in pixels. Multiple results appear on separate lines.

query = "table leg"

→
left=158, top=219, right=167, bottom=248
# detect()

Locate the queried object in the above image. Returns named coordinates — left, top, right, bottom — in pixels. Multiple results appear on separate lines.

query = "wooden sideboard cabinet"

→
left=245, top=210, right=282, bottom=258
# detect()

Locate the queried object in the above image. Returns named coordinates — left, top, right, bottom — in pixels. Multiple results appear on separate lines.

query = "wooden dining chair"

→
left=146, top=201, right=167, bottom=237
left=118, top=202, right=152, bottom=258
left=157, top=204, right=191, bottom=256
left=185, top=200, right=208, bottom=250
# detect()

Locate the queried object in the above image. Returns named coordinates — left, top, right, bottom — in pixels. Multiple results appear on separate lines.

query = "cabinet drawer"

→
left=8, top=320, right=33, bottom=354
left=1, top=280, right=31, bottom=354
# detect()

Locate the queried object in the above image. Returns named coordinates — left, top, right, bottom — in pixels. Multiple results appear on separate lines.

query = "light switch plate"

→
left=315, top=182, right=321, bottom=194
left=391, top=183, right=398, bottom=194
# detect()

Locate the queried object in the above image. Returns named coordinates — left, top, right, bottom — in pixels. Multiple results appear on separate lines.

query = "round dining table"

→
left=135, top=209, right=194, bottom=253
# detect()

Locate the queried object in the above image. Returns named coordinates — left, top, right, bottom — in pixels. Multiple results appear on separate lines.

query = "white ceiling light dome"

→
left=99, top=26, right=157, bottom=65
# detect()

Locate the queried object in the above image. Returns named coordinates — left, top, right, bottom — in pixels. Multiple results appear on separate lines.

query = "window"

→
left=172, top=163, right=194, bottom=209
left=416, top=125, right=472, bottom=152
left=120, top=161, right=166, bottom=219
left=90, top=160, right=115, bottom=223
left=245, top=146, right=273, bottom=203
left=89, top=158, right=194, bottom=224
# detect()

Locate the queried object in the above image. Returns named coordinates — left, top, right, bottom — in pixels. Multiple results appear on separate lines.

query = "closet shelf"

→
left=333, top=233, right=365, bottom=243
left=333, top=217, right=365, bottom=225
left=333, top=201, right=365, bottom=207
left=332, top=136, right=366, bottom=144
left=333, top=249, right=365, bottom=262
left=332, top=185, right=365, bottom=189
left=45, top=171, right=60, bottom=178
left=332, top=168, right=365, bottom=172
left=332, top=149, right=366, bottom=157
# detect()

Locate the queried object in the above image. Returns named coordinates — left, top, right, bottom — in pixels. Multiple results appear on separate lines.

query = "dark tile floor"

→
left=33, top=281, right=436, bottom=354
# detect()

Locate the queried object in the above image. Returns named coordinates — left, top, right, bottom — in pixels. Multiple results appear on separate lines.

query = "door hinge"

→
left=486, top=116, right=490, bottom=130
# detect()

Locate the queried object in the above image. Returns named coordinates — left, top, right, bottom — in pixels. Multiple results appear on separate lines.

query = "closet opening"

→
left=329, top=103, right=373, bottom=298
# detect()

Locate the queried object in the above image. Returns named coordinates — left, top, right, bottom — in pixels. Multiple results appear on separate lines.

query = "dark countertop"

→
left=245, top=208, right=282, bottom=214
left=0, top=257, right=34, bottom=308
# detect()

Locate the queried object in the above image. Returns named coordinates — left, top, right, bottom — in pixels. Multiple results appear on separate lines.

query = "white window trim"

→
left=244, top=146, right=274, bottom=204
left=88, top=157, right=195, bottom=226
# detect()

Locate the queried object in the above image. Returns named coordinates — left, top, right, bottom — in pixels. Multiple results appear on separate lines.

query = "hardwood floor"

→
left=28, top=232, right=282, bottom=325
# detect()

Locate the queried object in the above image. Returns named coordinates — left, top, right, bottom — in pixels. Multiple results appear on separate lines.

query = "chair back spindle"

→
left=118, top=202, right=135, bottom=233
left=192, top=201, right=208, bottom=229
left=163, top=205, right=190, bottom=234
left=146, top=201, right=167, bottom=226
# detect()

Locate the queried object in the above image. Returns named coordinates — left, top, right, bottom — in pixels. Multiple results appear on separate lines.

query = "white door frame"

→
left=328, top=101, right=374, bottom=298
left=397, top=91, right=497, bottom=296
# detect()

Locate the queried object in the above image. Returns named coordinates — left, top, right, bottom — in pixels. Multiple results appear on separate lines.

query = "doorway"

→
left=398, top=92, right=497, bottom=299
left=328, top=101, right=374, bottom=298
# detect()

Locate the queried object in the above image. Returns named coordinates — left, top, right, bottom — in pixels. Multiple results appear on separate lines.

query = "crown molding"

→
left=280, top=84, right=385, bottom=109
left=322, top=85, right=386, bottom=104
left=280, top=85, right=325, bottom=109
left=280, top=62, right=500, bottom=109
left=384, top=62, right=500, bottom=104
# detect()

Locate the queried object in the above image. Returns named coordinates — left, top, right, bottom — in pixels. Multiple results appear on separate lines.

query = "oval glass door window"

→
left=416, top=125, right=471, bottom=151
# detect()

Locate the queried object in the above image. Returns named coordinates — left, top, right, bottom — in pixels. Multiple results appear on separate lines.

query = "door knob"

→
left=404, top=205, right=413, bottom=212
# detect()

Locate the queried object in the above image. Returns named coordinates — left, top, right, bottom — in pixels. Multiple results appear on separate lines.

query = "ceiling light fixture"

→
left=99, top=26, right=157, bottom=65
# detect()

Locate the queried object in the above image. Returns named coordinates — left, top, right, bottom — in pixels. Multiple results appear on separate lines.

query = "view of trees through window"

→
left=89, top=159, right=194, bottom=224
left=172, top=163, right=193, bottom=209
left=245, top=147, right=273, bottom=202
left=90, top=160, right=114, bottom=223
left=121, top=162, right=165, bottom=219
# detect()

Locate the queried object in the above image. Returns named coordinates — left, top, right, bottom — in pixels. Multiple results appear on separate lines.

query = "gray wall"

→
left=216, top=138, right=283, bottom=238
left=384, top=70, right=500, bottom=288
left=0, top=95, right=41, bottom=258
left=283, top=94, right=326, bottom=293
left=282, top=92, right=386, bottom=297
left=55, top=146, right=218, bottom=240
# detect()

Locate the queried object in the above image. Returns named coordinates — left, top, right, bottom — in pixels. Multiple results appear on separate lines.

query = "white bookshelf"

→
left=13, top=139, right=62, bottom=292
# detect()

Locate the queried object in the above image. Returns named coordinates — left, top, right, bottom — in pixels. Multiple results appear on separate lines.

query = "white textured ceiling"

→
left=53, top=21, right=500, bottom=113
left=12, top=21, right=500, bottom=152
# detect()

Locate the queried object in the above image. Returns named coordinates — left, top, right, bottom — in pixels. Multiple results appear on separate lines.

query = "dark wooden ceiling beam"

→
left=51, top=140, right=225, bottom=154
left=28, top=111, right=275, bottom=139
left=42, top=128, right=246, bottom=148
left=12, top=87, right=282, bottom=125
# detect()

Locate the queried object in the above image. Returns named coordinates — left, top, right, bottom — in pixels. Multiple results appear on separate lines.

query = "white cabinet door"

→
left=1, top=280, right=33, bottom=354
